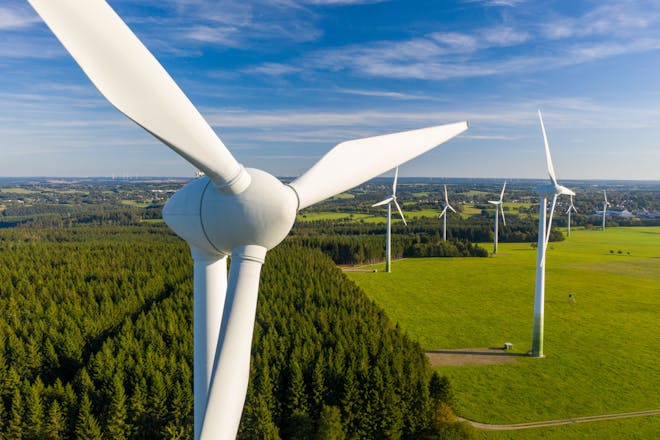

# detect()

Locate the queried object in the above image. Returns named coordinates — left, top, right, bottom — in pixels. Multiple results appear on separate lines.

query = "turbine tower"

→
left=532, top=110, right=574, bottom=358
left=27, top=1, right=469, bottom=438
left=438, top=185, right=456, bottom=241
left=566, top=195, right=577, bottom=237
left=488, top=182, right=507, bottom=254
left=602, top=190, right=611, bottom=230
left=372, top=167, right=407, bottom=273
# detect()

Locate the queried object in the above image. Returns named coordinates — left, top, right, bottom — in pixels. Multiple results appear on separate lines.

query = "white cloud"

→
left=0, top=5, right=39, bottom=30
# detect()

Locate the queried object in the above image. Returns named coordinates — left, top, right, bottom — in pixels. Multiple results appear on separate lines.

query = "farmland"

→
left=347, top=227, right=660, bottom=437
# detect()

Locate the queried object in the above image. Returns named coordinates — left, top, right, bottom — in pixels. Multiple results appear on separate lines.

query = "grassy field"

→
left=296, top=211, right=373, bottom=222
left=346, top=227, right=660, bottom=437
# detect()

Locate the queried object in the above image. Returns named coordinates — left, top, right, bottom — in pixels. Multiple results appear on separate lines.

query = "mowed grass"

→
left=346, top=227, right=660, bottom=435
left=296, top=212, right=372, bottom=222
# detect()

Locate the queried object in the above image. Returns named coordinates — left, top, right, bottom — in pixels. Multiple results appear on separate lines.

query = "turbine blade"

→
left=500, top=206, right=506, bottom=226
left=604, top=190, right=608, bottom=204
left=372, top=197, right=394, bottom=207
left=192, top=251, right=228, bottom=440
left=202, top=245, right=267, bottom=440
left=28, top=0, right=248, bottom=191
left=538, top=110, right=558, bottom=186
left=444, top=184, right=449, bottom=204
left=447, top=203, right=457, bottom=213
left=439, top=207, right=448, bottom=218
left=290, top=121, right=469, bottom=209
left=499, top=181, right=507, bottom=202
left=392, top=166, right=399, bottom=196
left=393, top=199, right=407, bottom=226
left=544, top=194, right=557, bottom=248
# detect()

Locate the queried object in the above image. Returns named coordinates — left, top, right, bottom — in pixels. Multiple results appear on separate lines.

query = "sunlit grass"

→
left=347, top=227, right=660, bottom=436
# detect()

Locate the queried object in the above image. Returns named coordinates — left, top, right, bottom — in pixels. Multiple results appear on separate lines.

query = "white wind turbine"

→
left=438, top=185, right=456, bottom=241
left=372, top=166, right=407, bottom=273
left=566, top=195, right=577, bottom=237
left=488, top=182, right=507, bottom=254
left=26, top=1, right=468, bottom=439
left=602, top=190, right=611, bottom=230
left=531, top=110, right=575, bottom=358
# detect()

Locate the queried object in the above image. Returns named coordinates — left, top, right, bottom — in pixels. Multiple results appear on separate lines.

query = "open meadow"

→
left=346, top=227, right=660, bottom=438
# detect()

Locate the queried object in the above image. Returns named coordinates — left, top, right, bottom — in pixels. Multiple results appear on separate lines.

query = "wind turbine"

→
left=602, top=190, right=611, bottom=230
left=532, top=110, right=575, bottom=358
left=488, top=182, right=506, bottom=254
left=566, top=195, right=577, bottom=237
left=372, top=167, right=407, bottom=273
left=438, top=185, right=456, bottom=241
left=26, top=1, right=468, bottom=439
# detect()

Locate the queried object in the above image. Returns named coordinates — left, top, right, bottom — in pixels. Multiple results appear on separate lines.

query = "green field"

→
left=296, top=211, right=373, bottom=222
left=347, top=227, right=660, bottom=437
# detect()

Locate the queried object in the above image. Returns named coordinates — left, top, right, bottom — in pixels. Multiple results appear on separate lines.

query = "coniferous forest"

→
left=0, top=225, right=472, bottom=439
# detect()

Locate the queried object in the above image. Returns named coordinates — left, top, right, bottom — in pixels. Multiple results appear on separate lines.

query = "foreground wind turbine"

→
left=532, top=110, right=575, bottom=358
left=372, top=167, right=407, bottom=273
left=602, top=190, right=611, bottom=230
left=27, top=1, right=468, bottom=438
left=438, top=185, right=456, bottom=241
left=488, top=182, right=507, bottom=254
left=566, top=195, right=577, bottom=237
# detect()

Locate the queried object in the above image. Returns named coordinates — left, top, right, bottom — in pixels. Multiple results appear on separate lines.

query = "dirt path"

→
left=459, top=409, right=660, bottom=430
left=426, top=347, right=525, bottom=366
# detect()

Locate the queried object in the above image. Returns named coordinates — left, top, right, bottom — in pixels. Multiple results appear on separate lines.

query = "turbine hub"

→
left=163, top=168, right=298, bottom=256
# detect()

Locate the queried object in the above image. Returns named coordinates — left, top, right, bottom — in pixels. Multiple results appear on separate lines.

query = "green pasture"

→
left=120, top=200, right=151, bottom=208
left=459, top=204, right=482, bottom=218
left=0, top=187, right=34, bottom=194
left=347, top=227, right=660, bottom=437
left=296, top=211, right=372, bottom=222
left=332, top=193, right=355, bottom=199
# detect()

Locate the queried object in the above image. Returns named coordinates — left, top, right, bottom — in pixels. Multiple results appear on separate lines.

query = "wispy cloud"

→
left=463, top=0, right=526, bottom=7
left=0, top=5, right=40, bottom=30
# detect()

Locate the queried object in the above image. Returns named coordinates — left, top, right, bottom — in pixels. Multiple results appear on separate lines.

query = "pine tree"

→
left=74, top=393, right=103, bottom=440
left=315, top=405, right=345, bottom=440
left=47, top=400, right=67, bottom=440
left=8, top=388, right=24, bottom=440
left=106, top=375, right=130, bottom=440
left=25, top=379, right=45, bottom=439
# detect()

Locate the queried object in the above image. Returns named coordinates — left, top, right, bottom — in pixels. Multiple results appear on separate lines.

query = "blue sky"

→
left=1, top=0, right=659, bottom=179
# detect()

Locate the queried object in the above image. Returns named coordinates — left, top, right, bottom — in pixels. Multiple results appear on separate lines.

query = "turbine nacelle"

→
left=163, top=169, right=298, bottom=256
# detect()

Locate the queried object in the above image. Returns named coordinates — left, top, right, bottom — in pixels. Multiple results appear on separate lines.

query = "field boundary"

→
left=459, top=409, right=660, bottom=431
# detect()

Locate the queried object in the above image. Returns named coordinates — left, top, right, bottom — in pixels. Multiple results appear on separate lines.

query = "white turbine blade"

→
left=555, top=183, right=575, bottom=196
left=499, top=181, right=507, bottom=202
left=487, top=200, right=499, bottom=205
left=28, top=0, right=248, bottom=191
left=447, top=203, right=457, bottom=213
left=372, top=196, right=394, bottom=207
left=202, top=245, right=266, bottom=440
left=538, top=110, right=558, bottom=186
left=290, top=121, right=469, bottom=209
left=444, top=185, right=449, bottom=204
left=439, top=206, right=448, bottom=218
left=544, top=194, right=558, bottom=248
left=500, top=206, right=506, bottom=226
left=192, top=251, right=228, bottom=440
left=392, top=166, right=399, bottom=196
left=393, top=199, right=407, bottom=226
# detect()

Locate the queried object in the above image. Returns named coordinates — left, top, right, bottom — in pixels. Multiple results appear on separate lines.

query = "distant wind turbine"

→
left=602, top=190, right=611, bottom=230
left=438, top=185, right=456, bottom=242
left=531, top=110, right=575, bottom=358
left=566, top=195, right=577, bottom=237
left=373, top=167, right=407, bottom=273
left=488, top=182, right=506, bottom=254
